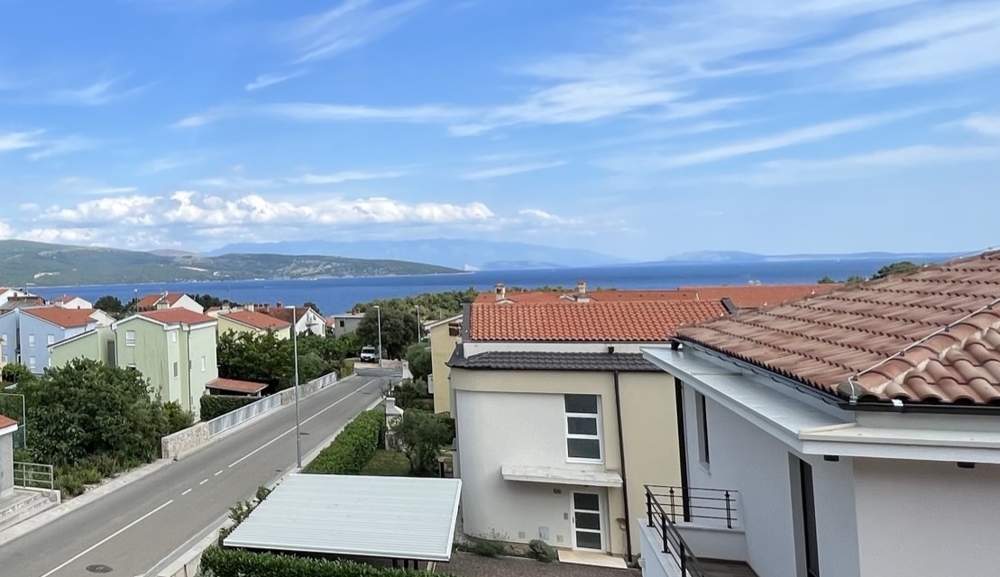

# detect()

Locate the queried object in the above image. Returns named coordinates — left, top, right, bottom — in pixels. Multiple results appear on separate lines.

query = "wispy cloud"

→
left=246, top=70, right=308, bottom=92
left=283, top=0, right=427, bottom=63
left=138, top=157, right=194, bottom=174
left=190, top=169, right=407, bottom=189
left=0, top=131, right=44, bottom=153
left=956, top=113, right=1000, bottom=137
left=175, top=102, right=470, bottom=128
left=461, top=161, right=566, bottom=180
left=27, top=135, right=98, bottom=159
left=285, top=170, right=407, bottom=184
left=49, top=78, right=148, bottom=106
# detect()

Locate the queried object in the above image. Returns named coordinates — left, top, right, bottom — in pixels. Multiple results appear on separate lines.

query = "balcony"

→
left=639, top=485, right=755, bottom=577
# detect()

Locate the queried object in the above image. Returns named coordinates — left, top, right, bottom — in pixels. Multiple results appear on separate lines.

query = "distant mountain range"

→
left=0, top=240, right=457, bottom=287
left=206, top=239, right=627, bottom=270
left=658, top=250, right=969, bottom=264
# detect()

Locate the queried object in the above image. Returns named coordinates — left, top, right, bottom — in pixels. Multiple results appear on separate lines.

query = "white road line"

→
left=39, top=500, right=174, bottom=577
left=182, top=488, right=193, bottom=496
left=228, top=379, right=376, bottom=469
left=214, top=470, right=223, bottom=476
left=199, top=479, right=209, bottom=485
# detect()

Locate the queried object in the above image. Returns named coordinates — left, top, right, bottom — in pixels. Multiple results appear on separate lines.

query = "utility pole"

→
left=414, top=305, right=421, bottom=342
left=293, top=307, right=302, bottom=468
left=375, top=305, right=383, bottom=369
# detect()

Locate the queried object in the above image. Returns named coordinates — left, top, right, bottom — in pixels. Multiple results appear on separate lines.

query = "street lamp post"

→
left=293, top=307, right=302, bottom=468
left=375, top=305, right=383, bottom=368
left=414, top=305, right=421, bottom=342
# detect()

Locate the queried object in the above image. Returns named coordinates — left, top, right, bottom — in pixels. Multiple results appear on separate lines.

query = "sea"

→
left=25, top=258, right=897, bottom=316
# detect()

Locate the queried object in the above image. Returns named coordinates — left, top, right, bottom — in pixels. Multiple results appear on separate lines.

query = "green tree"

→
left=844, top=275, right=867, bottom=285
left=872, top=261, right=920, bottom=280
left=405, top=342, right=432, bottom=382
left=1, top=363, right=36, bottom=385
left=356, top=307, right=418, bottom=359
left=817, top=275, right=836, bottom=284
left=392, top=409, right=454, bottom=476
left=94, top=295, right=124, bottom=315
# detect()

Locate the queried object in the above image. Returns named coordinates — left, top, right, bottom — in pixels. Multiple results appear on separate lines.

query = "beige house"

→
left=425, top=314, right=462, bottom=413
left=327, top=313, right=365, bottom=337
left=447, top=296, right=730, bottom=562
left=217, top=310, right=292, bottom=340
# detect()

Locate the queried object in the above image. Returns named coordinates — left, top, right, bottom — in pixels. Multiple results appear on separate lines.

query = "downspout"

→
left=612, top=370, right=634, bottom=563
left=186, top=324, right=193, bottom=414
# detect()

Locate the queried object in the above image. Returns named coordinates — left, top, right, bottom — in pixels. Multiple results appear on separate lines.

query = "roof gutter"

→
left=841, top=401, right=1000, bottom=416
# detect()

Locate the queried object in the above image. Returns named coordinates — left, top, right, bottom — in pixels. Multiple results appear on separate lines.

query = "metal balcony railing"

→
left=646, top=484, right=739, bottom=529
left=13, top=462, right=54, bottom=490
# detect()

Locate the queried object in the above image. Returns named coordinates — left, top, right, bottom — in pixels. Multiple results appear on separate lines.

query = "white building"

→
left=50, top=295, right=93, bottom=310
left=638, top=251, right=1000, bottom=577
left=136, top=292, right=205, bottom=315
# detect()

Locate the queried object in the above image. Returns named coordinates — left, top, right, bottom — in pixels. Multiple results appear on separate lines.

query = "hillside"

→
left=0, top=240, right=458, bottom=287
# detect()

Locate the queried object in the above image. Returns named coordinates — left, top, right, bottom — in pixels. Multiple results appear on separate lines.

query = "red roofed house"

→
left=445, top=296, right=732, bottom=565
left=638, top=251, right=1000, bottom=577
left=0, top=307, right=114, bottom=374
left=136, top=292, right=205, bottom=315
left=1, top=413, right=17, bottom=498
left=262, top=304, right=326, bottom=337
left=50, top=295, right=93, bottom=310
left=217, top=310, right=293, bottom=340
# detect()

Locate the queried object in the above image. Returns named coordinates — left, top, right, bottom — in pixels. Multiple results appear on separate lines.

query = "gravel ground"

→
left=437, top=552, right=639, bottom=577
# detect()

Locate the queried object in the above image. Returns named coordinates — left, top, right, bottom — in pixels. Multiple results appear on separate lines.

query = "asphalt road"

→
left=0, top=370, right=392, bottom=577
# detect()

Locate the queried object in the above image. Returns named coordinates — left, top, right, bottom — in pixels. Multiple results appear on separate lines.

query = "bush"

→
left=200, top=395, right=259, bottom=421
left=201, top=547, right=460, bottom=577
left=360, top=450, right=412, bottom=476
left=528, top=539, right=557, bottom=563
left=303, top=410, right=383, bottom=475
left=392, top=379, right=429, bottom=410
left=469, top=537, right=507, bottom=558
left=340, top=359, right=355, bottom=377
left=163, top=401, right=195, bottom=433
left=392, top=409, right=454, bottom=477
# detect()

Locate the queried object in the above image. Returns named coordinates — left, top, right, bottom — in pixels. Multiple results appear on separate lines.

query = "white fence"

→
left=206, top=394, right=283, bottom=437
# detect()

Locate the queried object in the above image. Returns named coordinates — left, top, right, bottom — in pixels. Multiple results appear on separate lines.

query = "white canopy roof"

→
left=224, top=474, right=462, bottom=562
left=501, top=464, right=623, bottom=487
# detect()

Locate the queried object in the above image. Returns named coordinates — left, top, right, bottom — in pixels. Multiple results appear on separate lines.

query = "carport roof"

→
left=223, top=473, right=462, bottom=562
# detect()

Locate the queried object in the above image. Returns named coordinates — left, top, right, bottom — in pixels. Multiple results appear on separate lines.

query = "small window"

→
left=696, top=392, right=710, bottom=468
left=47, top=334, right=55, bottom=346
left=125, top=330, right=136, bottom=347
left=171, top=332, right=177, bottom=343
left=173, top=362, right=179, bottom=378
left=126, top=364, right=137, bottom=371
left=29, top=356, right=36, bottom=368
left=28, top=334, right=35, bottom=347
left=201, top=356, right=206, bottom=372
left=565, top=394, right=602, bottom=461
left=339, top=320, right=345, bottom=328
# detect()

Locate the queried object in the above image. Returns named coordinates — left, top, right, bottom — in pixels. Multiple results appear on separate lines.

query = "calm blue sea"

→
left=29, top=259, right=893, bottom=315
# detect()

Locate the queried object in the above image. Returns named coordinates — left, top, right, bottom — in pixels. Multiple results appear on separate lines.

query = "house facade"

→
left=638, top=251, right=1000, bottom=577
left=447, top=297, right=730, bottom=560
left=426, top=314, right=462, bottom=413
left=217, top=310, right=292, bottom=340
left=49, top=326, right=117, bottom=368
left=0, top=414, right=16, bottom=498
left=0, top=307, right=113, bottom=374
left=327, top=313, right=365, bottom=338
left=136, top=292, right=205, bottom=314
left=263, top=305, right=326, bottom=337
left=50, top=295, right=93, bottom=309
left=113, top=309, right=218, bottom=417
left=0, top=288, right=32, bottom=308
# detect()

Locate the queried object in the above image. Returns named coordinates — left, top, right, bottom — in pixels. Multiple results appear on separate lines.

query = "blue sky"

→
left=1, top=0, right=999, bottom=260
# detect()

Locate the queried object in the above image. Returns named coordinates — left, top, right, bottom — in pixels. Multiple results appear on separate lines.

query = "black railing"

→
left=646, top=486, right=707, bottom=577
left=646, top=484, right=738, bottom=529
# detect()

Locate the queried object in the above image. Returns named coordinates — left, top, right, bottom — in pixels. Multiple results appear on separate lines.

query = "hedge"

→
left=200, top=395, right=260, bottom=421
left=302, top=409, right=383, bottom=474
left=201, top=547, right=456, bottom=577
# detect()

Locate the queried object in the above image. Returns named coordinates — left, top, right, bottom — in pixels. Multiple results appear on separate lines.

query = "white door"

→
left=572, top=491, right=605, bottom=551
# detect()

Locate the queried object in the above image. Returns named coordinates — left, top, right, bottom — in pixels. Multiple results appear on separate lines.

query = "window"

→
left=126, top=364, right=137, bottom=371
left=171, top=332, right=177, bottom=343
left=28, top=334, right=35, bottom=347
left=125, top=330, right=136, bottom=347
left=173, top=362, right=179, bottom=378
left=695, top=392, right=710, bottom=468
left=28, top=356, right=36, bottom=369
left=201, top=356, right=206, bottom=372
left=565, top=394, right=601, bottom=461
left=339, top=320, right=345, bottom=328
left=47, top=334, right=55, bottom=346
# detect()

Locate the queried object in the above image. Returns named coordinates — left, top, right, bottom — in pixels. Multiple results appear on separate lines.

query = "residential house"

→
left=446, top=298, right=730, bottom=560
left=49, top=325, right=117, bottom=368
left=426, top=314, right=462, bottom=413
left=50, top=295, right=93, bottom=309
left=0, top=296, right=46, bottom=312
left=217, top=310, right=292, bottom=340
left=639, top=251, right=1000, bottom=577
left=326, top=313, right=365, bottom=338
left=0, top=414, right=16, bottom=498
left=0, top=307, right=114, bottom=373
left=0, top=288, right=32, bottom=308
left=112, top=309, right=218, bottom=417
left=136, top=292, right=205, bottom=314
left=263, top=305, right=326, bottom=337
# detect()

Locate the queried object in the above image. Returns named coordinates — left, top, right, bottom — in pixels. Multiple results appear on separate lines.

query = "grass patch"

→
left=360, top=450, right=412, bottom=476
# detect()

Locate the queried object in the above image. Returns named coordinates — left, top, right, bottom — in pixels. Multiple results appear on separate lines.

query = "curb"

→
left=146, top=394, right=385, bottom=577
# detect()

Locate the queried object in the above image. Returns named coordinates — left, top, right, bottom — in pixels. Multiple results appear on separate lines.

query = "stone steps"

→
left=0, top=490, right=59, bottom=533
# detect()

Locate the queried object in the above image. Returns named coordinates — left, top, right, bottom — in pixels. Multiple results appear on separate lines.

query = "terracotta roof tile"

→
left=137, top=293, right=186, bottom=309
left=264, top=307, right=313, bottom=323
left=449, top=350, right=660, bottom=372
left=222, top=310, right=292, bottom=331
left=474, top=284, right=839, bottom=308
left=21, top=307, right=97, bottom=329
left=138, top=309, right=216, bottom=326
left=677, top=251, right=1000, bottom=405
left=207, top=378, right=268, bottom=394
left=0, top=414, right=17, bottom=429
left=469, top=300, right=728, bottom=342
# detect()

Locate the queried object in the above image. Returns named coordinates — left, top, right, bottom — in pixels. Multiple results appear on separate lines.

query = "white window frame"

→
left=28, top=334, right=35, bottom=347
left=173, top=361, right=179, bottom=379
left=47, top=334, right=55, bottom=346
left=125, top=330, right=136, bottom=347
left=171, top=331, right=177, bottom=343
left=565, top=394, right=603, bottom=463
left=28, top=356, right=36, bottom=369
left=201, top=356, right=206, bottom=372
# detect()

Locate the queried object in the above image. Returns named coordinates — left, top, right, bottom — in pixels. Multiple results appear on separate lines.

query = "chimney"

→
left=577, top=280, right=587, bottom=295
left=276, top=302, right=283, bottom=309
left=495, top=283, right=506, bottom=302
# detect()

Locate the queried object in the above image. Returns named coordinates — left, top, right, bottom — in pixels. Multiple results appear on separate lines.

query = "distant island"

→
left=0, top=240, right=459, bottom=287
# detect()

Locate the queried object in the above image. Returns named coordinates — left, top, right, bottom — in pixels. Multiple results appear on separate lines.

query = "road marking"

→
left=182, top=488, right=193, bottom=496
left=215, top=470, right=223, bottom=476
left=228, top=379, right=376, bottom=469
left=199, top=479, right=209, bottom=485
left=39, top=500, right=174, bottom=577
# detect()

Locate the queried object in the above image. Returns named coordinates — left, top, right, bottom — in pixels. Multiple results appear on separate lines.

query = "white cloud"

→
left=19, top=203, right=40, bottom=212
left=19, top=227, right=100, bottom=244
left=49, top=78, right=148, bottom=106
left=175, top=102, right=469, bottom=128
left=0, top=131, right=43, bottom=153
left=461, top=161, right=566, bottom=180
left=0, top=221, right=11, bottom=239
left=285, top=170, right=407, bottom=184
left=27, top=135, right=98, bottom=159
left=283, top=0, right=428, bottom=63
left=246, top=70, right=308, bottom=92
left=518, top=208, right=577, bottom=225
left=87, top=186, right=139, bottom=195
left=957, top=114, right=1000, bottom=137
left=139, top=157, right=191, bottom=174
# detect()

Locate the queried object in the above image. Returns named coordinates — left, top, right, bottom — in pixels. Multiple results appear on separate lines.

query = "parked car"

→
left=360, top=345, right=378, bottom=362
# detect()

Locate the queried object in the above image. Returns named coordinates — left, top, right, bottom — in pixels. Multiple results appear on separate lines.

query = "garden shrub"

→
left=200, top=395, right=259, bottom=421
left=201, top=547, right=459, bottom=577
left=528, top=539, right=557, bottom=563
left=302, top=409, right=383, bottom=475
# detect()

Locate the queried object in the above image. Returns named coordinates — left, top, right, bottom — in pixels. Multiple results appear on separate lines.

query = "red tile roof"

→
left=137, top=293, right=186, bottom=309
left=677, top=251, right=1000, bottom=405
left=52, top=294, right=80, bottom=303
left=474, top=284, right=839, bottom=308
left=473, top=289, right=699, bottom=304
left=223, top=310, right=292, bottom=331
left=22, top=307, right=97, bottom=329
left=469, top=300, right=728, bottom=342
left=207, top=378, right=268, bottom=394
left=264, top=307, right=314, bottom=323
left=138, top=309, right=216, bottom=326
left=0, top=414, right=17, bottom=429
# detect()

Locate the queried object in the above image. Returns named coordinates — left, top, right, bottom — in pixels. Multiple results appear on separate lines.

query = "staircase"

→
left=0, top=489, right=60, bottom=533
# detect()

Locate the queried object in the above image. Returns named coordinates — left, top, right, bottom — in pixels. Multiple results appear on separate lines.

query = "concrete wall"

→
left=0, top=432, right=13, bottom=497
left=681, top=385, right=860, bottom=577
left=429, top=323, right=459, bottom=413
left=116, top=318, right=172, bottom=403
left=181, top=325, right=218, bottom=418
left=0, top=312, right=16, bottom=367
left=853, top=459, right=1000, bottom=577
left=330, top=315, right=362, bottom=338
left=50, top=326, right=115, bottom=368
left=451, top=367, right=681, bottom=557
